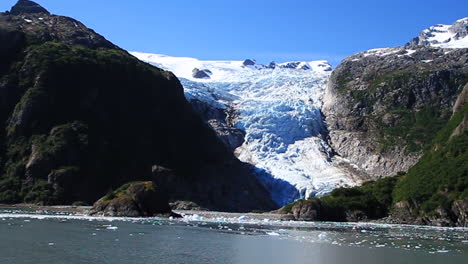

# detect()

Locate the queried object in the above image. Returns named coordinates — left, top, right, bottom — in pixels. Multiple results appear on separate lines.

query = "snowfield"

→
left=416, top=17, right=468, bottom=49
left=131, top=52, right=357, bottom=206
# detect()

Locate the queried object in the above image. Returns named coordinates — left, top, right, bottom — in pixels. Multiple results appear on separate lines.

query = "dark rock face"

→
left=243, top=59, right=256, bottom=66
left=0, top=3, right=275, bottom=212
left=189, top=99, right=245, bottom=151
left=10, top=0, right=50, bottom=15
left=290, top=200, right=322, bottom=221
left=323, top=47, right=468, bottom=178
left=285, top=197, right=468, bottom=227
left=283, top=199, right=370, bottom=222
left=192, top=68, right=211, bottom=79
left=389, top=199, right=468, bottom=227
left=267, top=62, right=277, bottom=69
left=90, top=182, right=175, bottom=217
left=280, top=62, right=310, bottom=70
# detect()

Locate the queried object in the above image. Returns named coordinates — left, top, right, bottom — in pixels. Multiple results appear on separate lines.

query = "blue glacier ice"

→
left=131, top=52, right=358, bottom=206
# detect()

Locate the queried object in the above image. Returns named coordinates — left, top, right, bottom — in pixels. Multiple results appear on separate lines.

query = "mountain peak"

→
left=10, top=0, right=50, bottom=15
left=407, top=17, right=468, bottom=48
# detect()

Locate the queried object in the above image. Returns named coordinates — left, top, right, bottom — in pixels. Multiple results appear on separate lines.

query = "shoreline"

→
left=0, top=203, right=290, bottom=220
left=0, top=204, right=91, bottom=214
left=1, top=204, right=466, bottom=229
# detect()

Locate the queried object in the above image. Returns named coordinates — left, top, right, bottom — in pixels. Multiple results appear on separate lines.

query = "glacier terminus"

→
left=131, top=53, right=362, bottom=206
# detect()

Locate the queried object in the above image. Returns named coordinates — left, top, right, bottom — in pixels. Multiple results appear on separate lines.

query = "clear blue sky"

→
left=2, top=0, right=468, bottom=66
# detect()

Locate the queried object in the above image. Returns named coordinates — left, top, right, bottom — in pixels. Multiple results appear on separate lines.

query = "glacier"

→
left=131, top=52, right=358, bottom=206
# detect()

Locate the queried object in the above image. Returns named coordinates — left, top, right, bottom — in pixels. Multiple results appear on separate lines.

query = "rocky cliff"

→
left=282, top=18, right=468, bottom=225
left=323, top=25, right=468, bottom=178
left=0, top=0, right=275, bottom=212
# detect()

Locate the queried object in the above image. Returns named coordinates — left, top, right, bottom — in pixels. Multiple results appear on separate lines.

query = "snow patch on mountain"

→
left=409, top=17, right=468, bottom=48
left=131, top=52, right=357, bottom=206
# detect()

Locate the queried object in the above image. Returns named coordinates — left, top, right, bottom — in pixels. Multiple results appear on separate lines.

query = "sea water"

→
left=0, top=208, right=466, bottom=264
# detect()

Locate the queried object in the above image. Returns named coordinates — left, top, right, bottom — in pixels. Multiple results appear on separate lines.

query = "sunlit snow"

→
left=419, top=18, right=468, bottom=49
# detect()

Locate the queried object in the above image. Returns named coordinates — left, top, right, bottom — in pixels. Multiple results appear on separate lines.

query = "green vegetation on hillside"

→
left=283, top=102, right=468, bottom=221
left=102, top=181, right=155, bottom=202
left=393, top=104, right=468, bottom=214
left=282, top=176, right=399, bottom=220
left=376, top=108, right=449, bottom=153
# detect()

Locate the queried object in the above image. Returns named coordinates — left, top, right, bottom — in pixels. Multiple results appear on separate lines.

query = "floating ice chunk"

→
left=106, top=226, right=118, bottom=230
left=318, top=232, right=327, bottom=239
left=266, top=232, right=280, bottom=236
left=184, top=214, right=203, bottom=221
left=238, top=215, right=247, bottom=221
left=48, top=243, right=55, bottom=246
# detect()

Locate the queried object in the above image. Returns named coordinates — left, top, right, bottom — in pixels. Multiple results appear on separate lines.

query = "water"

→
left=0, top=209, right=467, bottom=264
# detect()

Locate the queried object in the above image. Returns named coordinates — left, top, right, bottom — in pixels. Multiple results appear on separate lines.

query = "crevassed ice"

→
left=131, top=53, right=357, bottom=206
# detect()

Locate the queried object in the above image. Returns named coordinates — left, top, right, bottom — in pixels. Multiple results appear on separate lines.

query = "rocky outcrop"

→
left=323, top=47, right=468, bottom=178
left=90, top=181, right=177, bottom=217
left=243, top=59, right=256, bottom=66
left=289, top=199, right=322, bottom=221
left=453, top=83, right=468, bottom=114
left=0, top=1, right=275, bottom=212
left=189, top=99, right=244, bottom=151
left=280, top=199, right=372, bottom=222
left=451, top=115, right=468, bottom=139
left=282, top=197, right=468, bottom=227
left=192, top=68, right=212, bottom=79
left=452, top=199, right=468, bottom=227
left=280, top=62, right=310, bottom=70
left=388, top=199, right=468, bottom=227
left=10, top=0, right=49, bottom=15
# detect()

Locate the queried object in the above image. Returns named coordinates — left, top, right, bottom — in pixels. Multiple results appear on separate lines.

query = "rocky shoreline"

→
left=2, top=204, right=467, bottom=228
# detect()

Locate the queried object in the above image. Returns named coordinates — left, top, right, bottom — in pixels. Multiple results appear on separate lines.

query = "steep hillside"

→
left=0, top=0, right=275, bottom=211
left=323, top=18, right=468, bottom=178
